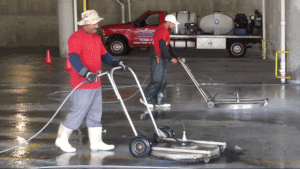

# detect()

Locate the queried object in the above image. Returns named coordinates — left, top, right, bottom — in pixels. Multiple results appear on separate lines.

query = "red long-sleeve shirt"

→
left=153, top=24, right=171, bottom=56
left=68, top=29, right=107, bottom=89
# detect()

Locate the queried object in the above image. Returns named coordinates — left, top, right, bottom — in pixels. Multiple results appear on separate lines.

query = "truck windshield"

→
left=135, top=14, right=159, bottom=27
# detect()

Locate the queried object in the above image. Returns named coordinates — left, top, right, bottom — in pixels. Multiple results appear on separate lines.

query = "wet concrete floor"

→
left=0, top=47, right=299, bottom=168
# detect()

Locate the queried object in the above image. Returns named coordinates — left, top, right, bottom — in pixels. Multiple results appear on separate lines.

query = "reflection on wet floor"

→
left=2, top=51, right=300, bottom=168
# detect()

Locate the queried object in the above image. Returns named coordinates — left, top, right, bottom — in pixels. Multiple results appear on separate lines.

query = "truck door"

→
left=132, top=14, right=160, bottom=46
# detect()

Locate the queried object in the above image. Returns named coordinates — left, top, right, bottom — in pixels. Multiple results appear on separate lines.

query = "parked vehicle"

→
left=101, top=10, right=262, bottom=57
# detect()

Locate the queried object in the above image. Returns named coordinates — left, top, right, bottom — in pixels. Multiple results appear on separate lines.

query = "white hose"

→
left=48, top=73, right=150, bottom=103
left=0, top=80, right=87, bottom=154
left=0, top=71, right=150, bottom=154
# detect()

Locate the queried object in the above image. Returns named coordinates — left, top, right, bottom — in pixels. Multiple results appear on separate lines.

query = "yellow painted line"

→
left=105, top=156, right=137, bottom=160
left=0, top=155, right=137, bottom=161
left=0, top=156, right=53, bottom=160
left=186, top=120, right=244, bottom=123
left=0, top=117, right=62, bottom=123
left=116, top=120, right=245, bottom=124
left=190, top=72, right=274, bottom=74
left=243, top=158, right=300, bottom=163
left=3, top=156, right=300, bottom=164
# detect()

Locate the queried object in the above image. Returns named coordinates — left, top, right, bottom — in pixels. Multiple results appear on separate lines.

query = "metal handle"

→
left=179, top=60, right=211, bottom=101
left=108, top=66, right=161, bottom=137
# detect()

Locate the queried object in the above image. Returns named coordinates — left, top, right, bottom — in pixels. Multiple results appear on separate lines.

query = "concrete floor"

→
left=0, top=47, right=299, bottom=168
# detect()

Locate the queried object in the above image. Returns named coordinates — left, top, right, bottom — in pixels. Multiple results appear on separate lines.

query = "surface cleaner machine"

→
left=0, top=65, right=226, bottom=162
left=178, top=60, right=269, bottom=109
left=108, top=66, right=226, bottom=163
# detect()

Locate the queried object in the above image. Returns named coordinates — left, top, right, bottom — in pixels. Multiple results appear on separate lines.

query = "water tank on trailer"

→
left=200, top=12, right=234, bottom=35
left=172, top=11, right=196, bottom=34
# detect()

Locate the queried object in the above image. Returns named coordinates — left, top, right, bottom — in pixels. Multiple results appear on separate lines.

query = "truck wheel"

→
left=228, top=42, right=247, bottom=58
left=125, top=47, right=133, bottom=55
left=108, top=39, right=128, bottom=56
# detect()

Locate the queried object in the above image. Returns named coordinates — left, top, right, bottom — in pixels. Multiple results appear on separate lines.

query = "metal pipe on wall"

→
left=58, top=0, right=74, bottom=58
left=127, top=0, right=131, bottom=22
left=116, top=0, right=125, bottom=23
left=262, top=0, right=267, bottom=60
left=280, top=0, right=286, bottom=83
left=74, top=0, right=78, bottom=31
left=83, top=0, right=87, bottom=11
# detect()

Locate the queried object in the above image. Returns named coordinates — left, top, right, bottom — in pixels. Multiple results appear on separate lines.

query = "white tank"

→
left=171, top=11, right=196, bottom=34
left=200, top=12, right=234, bottom=35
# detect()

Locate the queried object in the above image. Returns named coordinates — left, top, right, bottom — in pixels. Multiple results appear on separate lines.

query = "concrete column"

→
left=287, top=0, right=300, bottom=84
left=58, top=0, right=74, bottom=58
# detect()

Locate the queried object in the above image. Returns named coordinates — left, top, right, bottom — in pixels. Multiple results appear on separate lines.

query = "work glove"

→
left=85, top=71, right=97, bottom=83
left=119, top=61, right=128, bottom=71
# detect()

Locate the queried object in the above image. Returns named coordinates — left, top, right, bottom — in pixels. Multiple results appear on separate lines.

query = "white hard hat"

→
left=165, top=14, right=180, bottom=25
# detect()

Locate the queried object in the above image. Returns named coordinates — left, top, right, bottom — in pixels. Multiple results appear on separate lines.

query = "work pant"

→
left=63, top=88, right=103, bottom=130
left=144, top=55, right=167, bottom=105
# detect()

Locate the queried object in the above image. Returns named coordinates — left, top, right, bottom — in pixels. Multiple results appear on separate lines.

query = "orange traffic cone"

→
left=65, top=55, right=72, bottom=69
left=45, top=50, right=53, bottom=64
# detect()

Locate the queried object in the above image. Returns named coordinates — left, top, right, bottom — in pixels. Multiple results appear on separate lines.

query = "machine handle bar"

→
left=109, top=66, right=162, bottom=137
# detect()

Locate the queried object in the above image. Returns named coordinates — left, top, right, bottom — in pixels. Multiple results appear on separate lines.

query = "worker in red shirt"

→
left=140, top=14, right=180, bottom=108
left=55, top=10, right=127, bottom=153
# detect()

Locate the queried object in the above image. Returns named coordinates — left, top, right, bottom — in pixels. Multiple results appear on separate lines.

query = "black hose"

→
left=168, top=118, right=194, bottom=146
left=169, top=118, right=185, bottom=132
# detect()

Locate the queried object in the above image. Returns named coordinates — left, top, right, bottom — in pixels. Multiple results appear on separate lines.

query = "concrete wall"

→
left=286, top=0, right=300, bottom=82
left=0, top=0, right=58, bottom=47
left=2, top=0, right=299, bottom=83
left=265, top=0, right=281, bottom=60
left=0, top=0, right=262, bottom=47
left=264, top=0, right=300, bottom=83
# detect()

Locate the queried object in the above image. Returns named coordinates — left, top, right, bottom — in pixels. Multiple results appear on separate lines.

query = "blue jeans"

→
left=144, top=55, right=167, bottom=105
left=63, top=88, right=103, bottom=130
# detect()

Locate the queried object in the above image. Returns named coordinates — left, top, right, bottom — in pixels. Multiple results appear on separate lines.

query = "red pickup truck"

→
left=101, top=11, right=166, bottom=56
left=101, top=11, right=262, bottom=57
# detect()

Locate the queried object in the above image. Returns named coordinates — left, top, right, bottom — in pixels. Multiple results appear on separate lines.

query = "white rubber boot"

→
left=55, top=124, right=76, bottom=153
left=88, top=127, right=115, bottom=151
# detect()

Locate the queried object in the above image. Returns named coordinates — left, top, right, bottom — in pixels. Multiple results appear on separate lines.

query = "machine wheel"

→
left=154, top=126, right=174, bottom=142
left=107, top=39, right=128, bottom=56
left=264, top=98, right=269, bottom=106
left=203, top=156, right=211, bottom=163
left=159, top=126, right=174, bottom=138
left=219, top=145, right=225, bottom=153
left=206, top=101, right=215, bottom=108
left=228, top=42, right=247, bottom=58
left=129, top=136, right=152, bottom=158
